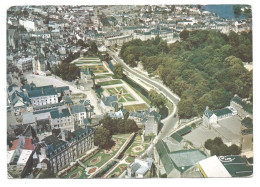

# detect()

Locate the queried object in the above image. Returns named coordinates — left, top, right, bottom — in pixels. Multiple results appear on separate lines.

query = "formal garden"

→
left=107, top=164, right=128, bottom=178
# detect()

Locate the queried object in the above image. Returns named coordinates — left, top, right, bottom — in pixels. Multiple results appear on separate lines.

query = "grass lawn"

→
left=115, top=86, right=127, bottom=93
left=125, top=156, right=135, bottom=164
left=112, top=133, right=131, bottom=139
left=125, top=143, right=149, bottom=157
left=83, top=138, right=126, bottom=168
left=124, top=94, right=136, bottom=102
left=107, top=87, right=117, bottom=95
left=107, top=164, right=128, bottom=178
left=95, top=74, right=113, bottom=79
left=118, top=97, right=126, bottom=103
left=98, top=80, right=122, bottom=86
left=124, top=104, right=148, bottom=111
left=83, top=150, right=115, bottom=168
left=63, top=166, right=89, bottom=179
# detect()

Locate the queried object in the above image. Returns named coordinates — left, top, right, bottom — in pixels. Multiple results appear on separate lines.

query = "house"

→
left=230, top=94, right=253, bottom=119
left=154, top=140, right=207, bottom=178
left=50, top=108, right=74, bottom=131
left=203, top=106, right=217, bottom=127
left=128, top=107, right=161, bottom=136
left=28, top=86, right=58, bottom=106
left=10, top=91, right=31, bottom=116
left=125, top=158, right=153, bottom=178
left=8, top=136, right=34, bottom=177
left=99, top=95, right=118, bottom=113
left=69, top=104, right=87, bottom=126
left=36, top=127, right=95, bottom=173
left=108, top=110, right=124, bottom=119
left=203, top=106, right=234, bottom=127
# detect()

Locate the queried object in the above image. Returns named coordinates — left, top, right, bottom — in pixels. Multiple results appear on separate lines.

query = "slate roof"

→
left=231, top=95, right=253, bottom=115
left=219, top=156, right=253, bottom=177
left=241, top=117, right=253, bottom=129
left=70, top=104, right=86, bottom=114
left=62, top=96, right=73, bottom=104
left=50, top=108, right=71, bottom=119
left=56, top=86, right=70, bottom=94
left=213, top=108, right=232, bottom=117
left=155, top=140, right=174, bottom=175
left=170, top=133, right=183, bottom=143
left=176, top=126, right=192, bottom=136
left=102, top=95, right=118, bottom=107
left=28, top=87, right=57, bottom=98
left=203, top=109, right=214, bottom=118
left=68, top=127, right=94, bottom=142
left=168, top=149, right=207, bottom=173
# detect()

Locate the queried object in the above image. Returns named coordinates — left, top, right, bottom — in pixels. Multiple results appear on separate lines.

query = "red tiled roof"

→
left=24, top=137, right=34, bottom=150
left=9, top=139, right=19, bottom=151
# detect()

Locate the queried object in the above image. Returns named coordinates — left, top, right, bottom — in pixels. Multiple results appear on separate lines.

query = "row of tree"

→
left=94, top=115, right=138, bottom=149
left=119, top=30, right=252, bottom=119
left=204, top=137, right=241, bottom=156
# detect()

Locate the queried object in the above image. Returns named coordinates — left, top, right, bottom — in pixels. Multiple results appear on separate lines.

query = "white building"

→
left=28, top=88, right=58, bottom=106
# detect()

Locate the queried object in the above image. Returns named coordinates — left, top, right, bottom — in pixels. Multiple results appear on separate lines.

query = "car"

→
left=174, top=114, right=176, bottom=118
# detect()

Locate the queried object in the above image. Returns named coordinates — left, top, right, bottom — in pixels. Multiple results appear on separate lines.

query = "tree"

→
left=94, top=126, right=112, bottom=149
left=76, top=39, right=87, bottom=47
left=126, top=54, right=136, bottom=67
left=178, top=98, right=195, bottom=119
left=113, top=64, right=124, bottom=79
left=90, top=41, right=98, bottom=54
left=149, top=89, right=165, bottom=109
left=229, top=144, right=241, bottom=155
left=179, top=29, right=190, bottom=41
left=125, top=119, right=138, bottom=132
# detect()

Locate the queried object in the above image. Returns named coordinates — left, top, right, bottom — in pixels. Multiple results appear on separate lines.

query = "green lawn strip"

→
left=125, top=156, right=135, bottom=164
left=64, top=166, right=89, bottom=179
left=118, top=97, right=126, bottom=103
left=124, top=104, right=148, bottom=111
left=83, top=150, right=115, bottom=168
left=123, top=81, right=151, bottom=105
left=106, top=88, right=117, bottom=95
left=83, top=138, right=125, bottom=168
left=95, top=74, right=113, bottom=79
left=123, top=94, right=136, bottom=102
left=107, top=164, right=128, bottom=178
left=98, top=80, right=122, bottom=86
left=112, top=133, right=131, bottom=139
left=125, top=142, right=149, bottom=157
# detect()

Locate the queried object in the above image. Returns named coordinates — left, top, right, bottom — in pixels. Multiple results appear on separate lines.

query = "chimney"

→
left=206, top=106, right=209, bottom=110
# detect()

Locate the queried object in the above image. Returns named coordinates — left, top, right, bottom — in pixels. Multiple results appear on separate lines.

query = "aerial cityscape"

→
left=6, top=5, right=253, bottom=178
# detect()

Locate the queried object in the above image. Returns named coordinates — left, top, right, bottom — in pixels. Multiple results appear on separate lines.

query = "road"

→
left=107, top=49, right=181, bottom=157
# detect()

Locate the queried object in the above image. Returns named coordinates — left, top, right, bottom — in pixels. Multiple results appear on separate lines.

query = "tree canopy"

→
left=119, top=30, right=252, bottom=119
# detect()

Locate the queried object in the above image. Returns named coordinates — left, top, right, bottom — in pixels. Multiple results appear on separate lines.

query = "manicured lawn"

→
left=83, top=138, right=126, bottom=168
left=124, top=94, right=136, bottom=102
left=124, top=104, right=148, bottom=111
left=95, top=74, right=113, bottom=79
left=125, top=156, right=135, bottom=164
left=125, top=143, right=148, bottom=157
left=118, top=97, right=126, bottom=103
left=107, top=87, right=117, bottom=95
left=107, top=164, right=128, bottom=178
left=63, top=166, right=89, bottom=179
left=97, top=80, right=122, bottom=86
left=115, top=86, right=127, bottom=93
left=104, top=86, right=136, bottom=103
left=83, top=150, right=115, bottom=168
left=112, top=133, right=131, bottom=139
